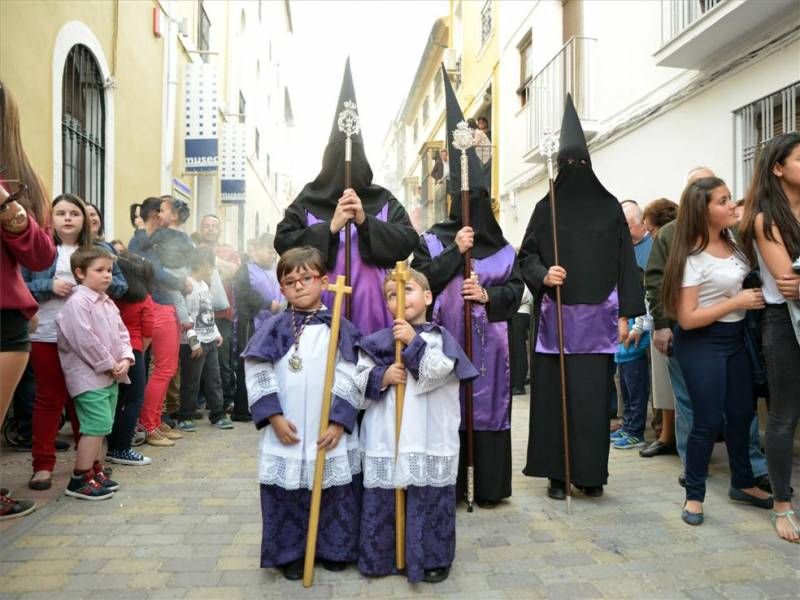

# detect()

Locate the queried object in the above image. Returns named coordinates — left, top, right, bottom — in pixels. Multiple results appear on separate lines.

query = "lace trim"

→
left=333, top=375, right=362, bottom=410
left=247, top=365, right=278, bottom=405
left=258, top=448, right=362, bottom=490
left=415, top=344, right=453, bottom=394
left=353, top=363, right=372, bottom=400
left=362, top=452, right=458, bottom=489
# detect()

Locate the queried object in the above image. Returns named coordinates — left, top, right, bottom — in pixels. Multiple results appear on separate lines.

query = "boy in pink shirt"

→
left=57, top=246, right=134, bottom=500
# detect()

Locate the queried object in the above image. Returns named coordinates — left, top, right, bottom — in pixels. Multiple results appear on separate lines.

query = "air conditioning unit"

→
left=443, top=48, right=460, bottom=72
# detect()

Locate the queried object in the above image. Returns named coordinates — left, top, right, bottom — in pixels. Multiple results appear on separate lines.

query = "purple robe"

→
left=424, top=234, right=513, bottom=432
left=247, top=263, right=283, bottom=332
left=536, top=288, right=619, bottom=354
left=357, top=486, right=456, bottom=583
left=307, top=204, right=393, bottom=335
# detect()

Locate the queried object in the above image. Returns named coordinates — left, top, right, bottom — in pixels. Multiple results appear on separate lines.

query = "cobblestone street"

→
left=1, top=393, right=798, bottom=600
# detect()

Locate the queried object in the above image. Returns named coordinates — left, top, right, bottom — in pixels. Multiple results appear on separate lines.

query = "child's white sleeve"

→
left=413, top=331, right=455, bottom=394
left=244, top=358, right=278, bottom=409
left=332, top=356, right=362, bottom=411
left=352, top=351, right=380, bottom=408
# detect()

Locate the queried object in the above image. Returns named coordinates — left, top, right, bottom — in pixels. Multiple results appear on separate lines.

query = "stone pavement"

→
left=0, top=393, right=798, bottom=600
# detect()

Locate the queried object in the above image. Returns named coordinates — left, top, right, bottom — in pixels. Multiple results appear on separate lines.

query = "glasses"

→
left=280, top=274, right=321, bottom=288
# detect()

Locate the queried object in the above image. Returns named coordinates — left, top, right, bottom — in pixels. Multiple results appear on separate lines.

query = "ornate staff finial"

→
left=451, top=121, right=474, bottom=192
left=539, top=130, right=559, bottom=179
left=338, top=100, right=361, bottom=161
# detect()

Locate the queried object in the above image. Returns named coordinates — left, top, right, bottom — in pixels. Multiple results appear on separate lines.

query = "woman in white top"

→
left=740, top=132, right=800, bottom=543
left=661, top=177, right=773, bottom=526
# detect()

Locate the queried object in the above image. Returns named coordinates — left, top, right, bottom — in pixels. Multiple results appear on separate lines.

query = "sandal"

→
left=28, top=472, right=52, bottom=491
left=771, top=510, right=800, bottom=544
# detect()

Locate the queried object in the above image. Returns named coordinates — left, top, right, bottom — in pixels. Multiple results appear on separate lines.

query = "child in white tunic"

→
left=354, top=269, right=477, bottom=583
left=242, top=246, right=362, bottom=581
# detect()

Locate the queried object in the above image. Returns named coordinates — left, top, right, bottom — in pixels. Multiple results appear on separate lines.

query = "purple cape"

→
left=241, top=308, right=360, bottom=364
left=357, top=323, right=478, bottom=382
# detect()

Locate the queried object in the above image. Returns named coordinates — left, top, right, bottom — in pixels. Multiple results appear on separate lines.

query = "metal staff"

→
left=540, top=131, right=572, bottom=514
left=337, top=100, right=360, bottom=320
left=303, top=275, right=352, bottom=587
left=390, top=261, right=410, bottom=570
left=451, top=121, right=476, bottom=513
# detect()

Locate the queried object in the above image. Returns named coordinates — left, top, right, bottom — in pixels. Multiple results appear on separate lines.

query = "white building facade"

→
left=499, top=0, right=800, bottom=245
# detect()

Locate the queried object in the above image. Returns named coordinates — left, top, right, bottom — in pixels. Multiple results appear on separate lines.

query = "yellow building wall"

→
left=0, top=0, right=166, bottom=240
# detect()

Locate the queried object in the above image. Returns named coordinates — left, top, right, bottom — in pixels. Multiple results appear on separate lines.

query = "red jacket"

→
left=1, top=217, right=56, bottom=318
left=115, top=294, right=155, bottom=352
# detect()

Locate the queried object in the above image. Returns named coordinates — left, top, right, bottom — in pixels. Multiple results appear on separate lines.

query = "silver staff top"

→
left=539, top=130, right=559, bottom=179
left=338, top=100, right=361, bottom=162
left=452, top=121, right=474, bottom=192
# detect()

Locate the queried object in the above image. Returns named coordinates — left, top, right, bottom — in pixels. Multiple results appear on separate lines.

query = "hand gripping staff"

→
left=390, top=260, right=410, bottom=570
left=338, top=100, right=360, bottom=320
left=303, top=275, right=352, bottom=587
left=451, top=121, right=476, bottom=513
left=540, top=131, right=573, bottom=515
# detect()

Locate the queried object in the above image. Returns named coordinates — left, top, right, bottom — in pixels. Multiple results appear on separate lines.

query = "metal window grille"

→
left=61, top=44, right=105, bottom=212
left=736, top=82, right=799, bottom=191
left=198, top=1, right=210, bottom=62
left=480, top=1, right=492, bottom=46
left=423, top=96, right=429, bottom=125
left=238, top=91, right=246, bottom=124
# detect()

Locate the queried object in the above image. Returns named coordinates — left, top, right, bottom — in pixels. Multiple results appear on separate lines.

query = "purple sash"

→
left=248, top=263, right=283, bottom=331
left=535, top=289, right=619, bottom=354
left=423, top=233, right=512, bottom=432
left=306, top=204, right=393, bottom=335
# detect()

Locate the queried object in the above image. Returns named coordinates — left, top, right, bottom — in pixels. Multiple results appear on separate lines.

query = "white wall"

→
left=500, top=38, right=800, bottom=246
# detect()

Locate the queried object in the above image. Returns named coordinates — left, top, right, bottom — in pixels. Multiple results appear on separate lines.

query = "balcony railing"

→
left=661, top=0, right=723, bottom=46
left=523, top=36, right=596, bottom=162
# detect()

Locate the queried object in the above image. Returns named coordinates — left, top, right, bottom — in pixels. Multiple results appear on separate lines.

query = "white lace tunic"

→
left=245, top=323, right=361, bottom=490
left=355, top=330, right=461, bottom=489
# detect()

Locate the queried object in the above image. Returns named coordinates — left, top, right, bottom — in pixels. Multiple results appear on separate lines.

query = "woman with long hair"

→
left=0, top=81, right=56, bottom=519
left=740, top=132, right=800, bottom=543
left=662, top=177, right=773, bottom=526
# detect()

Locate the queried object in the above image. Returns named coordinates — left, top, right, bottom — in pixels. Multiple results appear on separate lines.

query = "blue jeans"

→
left=673, top=322, right=758, bottom=502
left=668, top=350, right=767, bottom=478
left=107, top=349, right=145, bottom=452
left=619, top=356, right=650, bottom=439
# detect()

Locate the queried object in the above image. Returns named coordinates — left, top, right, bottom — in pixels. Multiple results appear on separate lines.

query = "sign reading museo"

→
left=184, top=62, right=218, bottom=173
left=221, top=124, right=246, bottom=203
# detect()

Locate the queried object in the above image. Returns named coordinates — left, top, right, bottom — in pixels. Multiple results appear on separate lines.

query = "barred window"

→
left=735, top=82, right=799, bottom=194
left=62, top=44, right=105, bottom=212
left=422, top=95, right=430, bottom=125
left=198, top=1, right=210, bottom=62
left=480, top=1, right=492, bottom=47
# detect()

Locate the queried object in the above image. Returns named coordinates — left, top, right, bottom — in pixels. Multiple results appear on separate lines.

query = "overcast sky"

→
left=286, top=0, right=448, bottom=190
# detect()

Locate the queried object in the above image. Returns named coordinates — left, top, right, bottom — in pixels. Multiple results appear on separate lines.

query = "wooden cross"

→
left=389, top=260, right=410, bottom=571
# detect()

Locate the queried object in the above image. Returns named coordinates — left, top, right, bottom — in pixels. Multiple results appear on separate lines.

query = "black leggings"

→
left=762, top=304, right=800, bottom=503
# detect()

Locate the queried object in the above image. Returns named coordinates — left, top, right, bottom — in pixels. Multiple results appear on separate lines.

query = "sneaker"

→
left=146, top=428, right=175, bottom=447
left=610, top=429, right=625, bottom=442
left=212, top=417, right=234, bottom=430
left=106, top=449, right=152, bottom=466
left=0, top=491, right=36, bottom=520
left=177, top=420, right=196, bottom=433
left=64, top=473, right=114, bottom=501
left=230, top=413, right=253, bottom=422
left=158, top=423, right=183, bottom=440
left=131, top=424, right=146, bottom=447
left=613, top=432, right=646, bottom=450
left=93, top=464, right=120, bottom=492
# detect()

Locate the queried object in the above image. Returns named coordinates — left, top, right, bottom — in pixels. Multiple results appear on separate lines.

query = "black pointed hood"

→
left=557, top=93, right=590, bottom=169
left=428, top=64, right=507, bottom=259
left=291, top=58, right=392, bottom=220
left=525, top=93, right=626, bottom=306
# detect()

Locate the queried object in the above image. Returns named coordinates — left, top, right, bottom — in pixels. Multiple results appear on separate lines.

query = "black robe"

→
left=519, top=200, right=644, bottom=488
left=274, top=197, right=418, bottom=271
